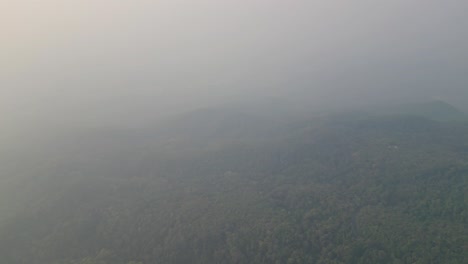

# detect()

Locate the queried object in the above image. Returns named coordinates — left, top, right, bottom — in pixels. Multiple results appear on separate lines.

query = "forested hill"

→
left=367, top=100, right=468, bottom=122
left=0, top=101, right=467, bottom=264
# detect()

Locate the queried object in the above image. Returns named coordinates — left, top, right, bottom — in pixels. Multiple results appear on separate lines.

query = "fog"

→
left=2, top=0, right=468, bottom=132
left=2, top=2, right=468, bottom=263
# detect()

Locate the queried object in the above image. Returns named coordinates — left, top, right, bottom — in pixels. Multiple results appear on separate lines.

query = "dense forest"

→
left=0, top=101, right=467, bottom=264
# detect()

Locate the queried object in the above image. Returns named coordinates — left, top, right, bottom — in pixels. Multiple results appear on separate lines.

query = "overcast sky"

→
left=1, top=0, right=467, bottom=130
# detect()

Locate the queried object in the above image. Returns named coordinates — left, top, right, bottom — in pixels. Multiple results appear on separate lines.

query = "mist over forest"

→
left=1, top=1, right=467, bottom=264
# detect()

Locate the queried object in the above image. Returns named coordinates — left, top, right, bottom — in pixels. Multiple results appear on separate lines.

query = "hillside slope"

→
left=0, top=104, right=467, bottom=264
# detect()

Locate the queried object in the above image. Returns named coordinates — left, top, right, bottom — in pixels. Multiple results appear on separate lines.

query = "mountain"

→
left=0, top=103, right=467, bottom=264
left=370, top=100, right=468, bottom=122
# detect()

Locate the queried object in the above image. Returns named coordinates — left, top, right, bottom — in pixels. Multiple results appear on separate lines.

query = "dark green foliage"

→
left=0, top=105, right=467, bottom=264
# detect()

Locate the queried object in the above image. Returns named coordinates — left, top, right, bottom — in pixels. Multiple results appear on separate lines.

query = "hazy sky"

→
left=2, top=0, right=467, bottom=129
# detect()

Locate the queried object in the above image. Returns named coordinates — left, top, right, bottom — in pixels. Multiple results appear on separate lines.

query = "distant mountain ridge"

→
left=368, top=100, right=468, bottom=122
